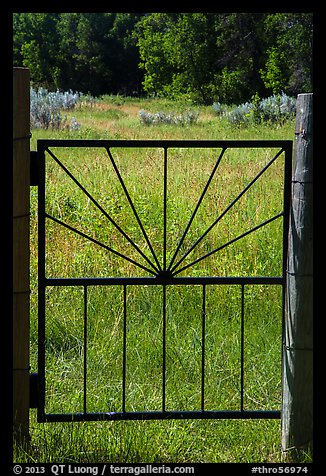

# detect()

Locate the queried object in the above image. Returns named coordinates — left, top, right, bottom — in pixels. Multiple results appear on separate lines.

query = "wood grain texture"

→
left=282, top=93, right=313, bottom=459
left=13, top=67, right=30, bottom=443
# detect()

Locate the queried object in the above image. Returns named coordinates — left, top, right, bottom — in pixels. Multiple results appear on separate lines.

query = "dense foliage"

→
left=13, top=13, right=313, bottom=105
left=14, top=13, right=143, bottom=96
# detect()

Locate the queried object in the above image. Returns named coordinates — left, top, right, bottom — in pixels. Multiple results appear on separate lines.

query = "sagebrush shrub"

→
left=30, top=87, right=88, bottom=130
left=212, top=93, right=296, bottom=127
left=139, top=109, right=199, bottom=126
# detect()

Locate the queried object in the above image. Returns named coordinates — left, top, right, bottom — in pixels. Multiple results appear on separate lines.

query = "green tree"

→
left=260, top=47, right=288, bottom=94
left=136, top=12, right=312, bottom=104
left=110, top=13, right=144, bottom=95
left=13, top=13, right=145, bottom=95
left=57, top=12, right=144, bottom=95
left=137, top=13, right=224, bottom=104
left=13, top=12, right=312, bottom=100
left=136, top=13, right=269, bottom=104
left=70, top=13, right=116, bottom=95
left=260, top=13, right=313, bottom=95
left=136, top=14, right=176, bottom=97
left=211, top=13, right=267, bottom=103
left=13, top=13, right=61, bottom=88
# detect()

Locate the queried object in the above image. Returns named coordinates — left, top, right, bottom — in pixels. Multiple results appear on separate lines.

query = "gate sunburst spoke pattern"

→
left=42, top=140, right=290, bottom=280
left=169, top=148, right=285, bottom=276
left=45, top=147, right=160, bottom=276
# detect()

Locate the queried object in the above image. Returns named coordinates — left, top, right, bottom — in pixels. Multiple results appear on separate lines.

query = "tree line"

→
left=13, top=12, right=313, bottom=105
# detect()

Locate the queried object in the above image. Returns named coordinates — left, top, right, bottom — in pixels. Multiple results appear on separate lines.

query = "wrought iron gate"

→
left=34, top=139, right=292, bottom=422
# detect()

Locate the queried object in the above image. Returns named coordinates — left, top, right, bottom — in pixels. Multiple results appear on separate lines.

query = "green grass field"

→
left=14, top=96, right=312, bottom=463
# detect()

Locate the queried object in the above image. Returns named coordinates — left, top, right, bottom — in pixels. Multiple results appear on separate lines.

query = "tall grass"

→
left=16, top=96, right=310, bottom=464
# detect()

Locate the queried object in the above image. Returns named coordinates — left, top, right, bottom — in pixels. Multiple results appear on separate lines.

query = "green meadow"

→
left=14, top=96, right=311, bottom=463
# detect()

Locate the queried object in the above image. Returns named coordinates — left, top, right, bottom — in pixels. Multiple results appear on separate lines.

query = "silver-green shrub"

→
left=139, top=109, right=199, bottom=126
left=211, top=101, right=228, bottom=117
left=212, top=93, right=296, bottom=127
left=30, top=87, right=83, bottom=130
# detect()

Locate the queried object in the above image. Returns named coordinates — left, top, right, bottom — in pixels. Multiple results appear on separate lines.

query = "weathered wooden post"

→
left=281, top=93, right=313, bottom=460
left=13, top=67, right=30, bottom=445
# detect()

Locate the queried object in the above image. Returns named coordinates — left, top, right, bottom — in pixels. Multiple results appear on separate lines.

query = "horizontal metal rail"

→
left=37, top=138, right=293, bottom=149
left=44, top=276, right=284, bottom=286
left=42, top=410, right=281, bottom=423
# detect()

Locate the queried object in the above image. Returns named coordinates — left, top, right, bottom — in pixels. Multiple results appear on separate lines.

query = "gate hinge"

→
left=30, top=151, right=39, bottom=186
left=29, top=372, right=39, bottom=409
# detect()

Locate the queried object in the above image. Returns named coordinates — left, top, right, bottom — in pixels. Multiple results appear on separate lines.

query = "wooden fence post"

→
left=13, top=67, right=30, bottom=445
left=281, top=93, right=313, bottom=460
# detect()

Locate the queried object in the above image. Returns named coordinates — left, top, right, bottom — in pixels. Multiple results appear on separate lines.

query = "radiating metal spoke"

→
left=172, top=212, right=283, bottom=276
left=46, top=213, right=157, bottom=275
left=170, top=149, right=284, bottom=274
left=46, top=148, right=160, bottom=274
left=106, top=147, right=162, bottom=272
left=167, top=148, right=226, bottom=272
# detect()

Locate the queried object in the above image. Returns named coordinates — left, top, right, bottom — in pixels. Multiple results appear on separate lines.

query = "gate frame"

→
left=36, top=139, right=292, bottom=423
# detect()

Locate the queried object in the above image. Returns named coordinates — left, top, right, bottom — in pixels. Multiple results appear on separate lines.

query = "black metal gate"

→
left=34, top=139, right=292, bottom=422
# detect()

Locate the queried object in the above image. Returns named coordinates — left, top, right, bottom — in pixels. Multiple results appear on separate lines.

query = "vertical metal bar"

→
left=281, top=143, right=292, bottom=410
left=37, top=145, right=46, bottom=422
left=281, top=142, right=294, bottom=446
left=281, top=144, right=293, bottom=411
left=122, top=285, right=127, bottom=413
left=240, top=285, right=245, bottom=412
left=201, top=285, right=206, bottom=411
left=162, top=285, right=167, bottom=412
left=163, top=148, right=168, bottom=271
left=282, top=144, right=293, bottom=281
left=83, top=285, right=88, bottom=414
